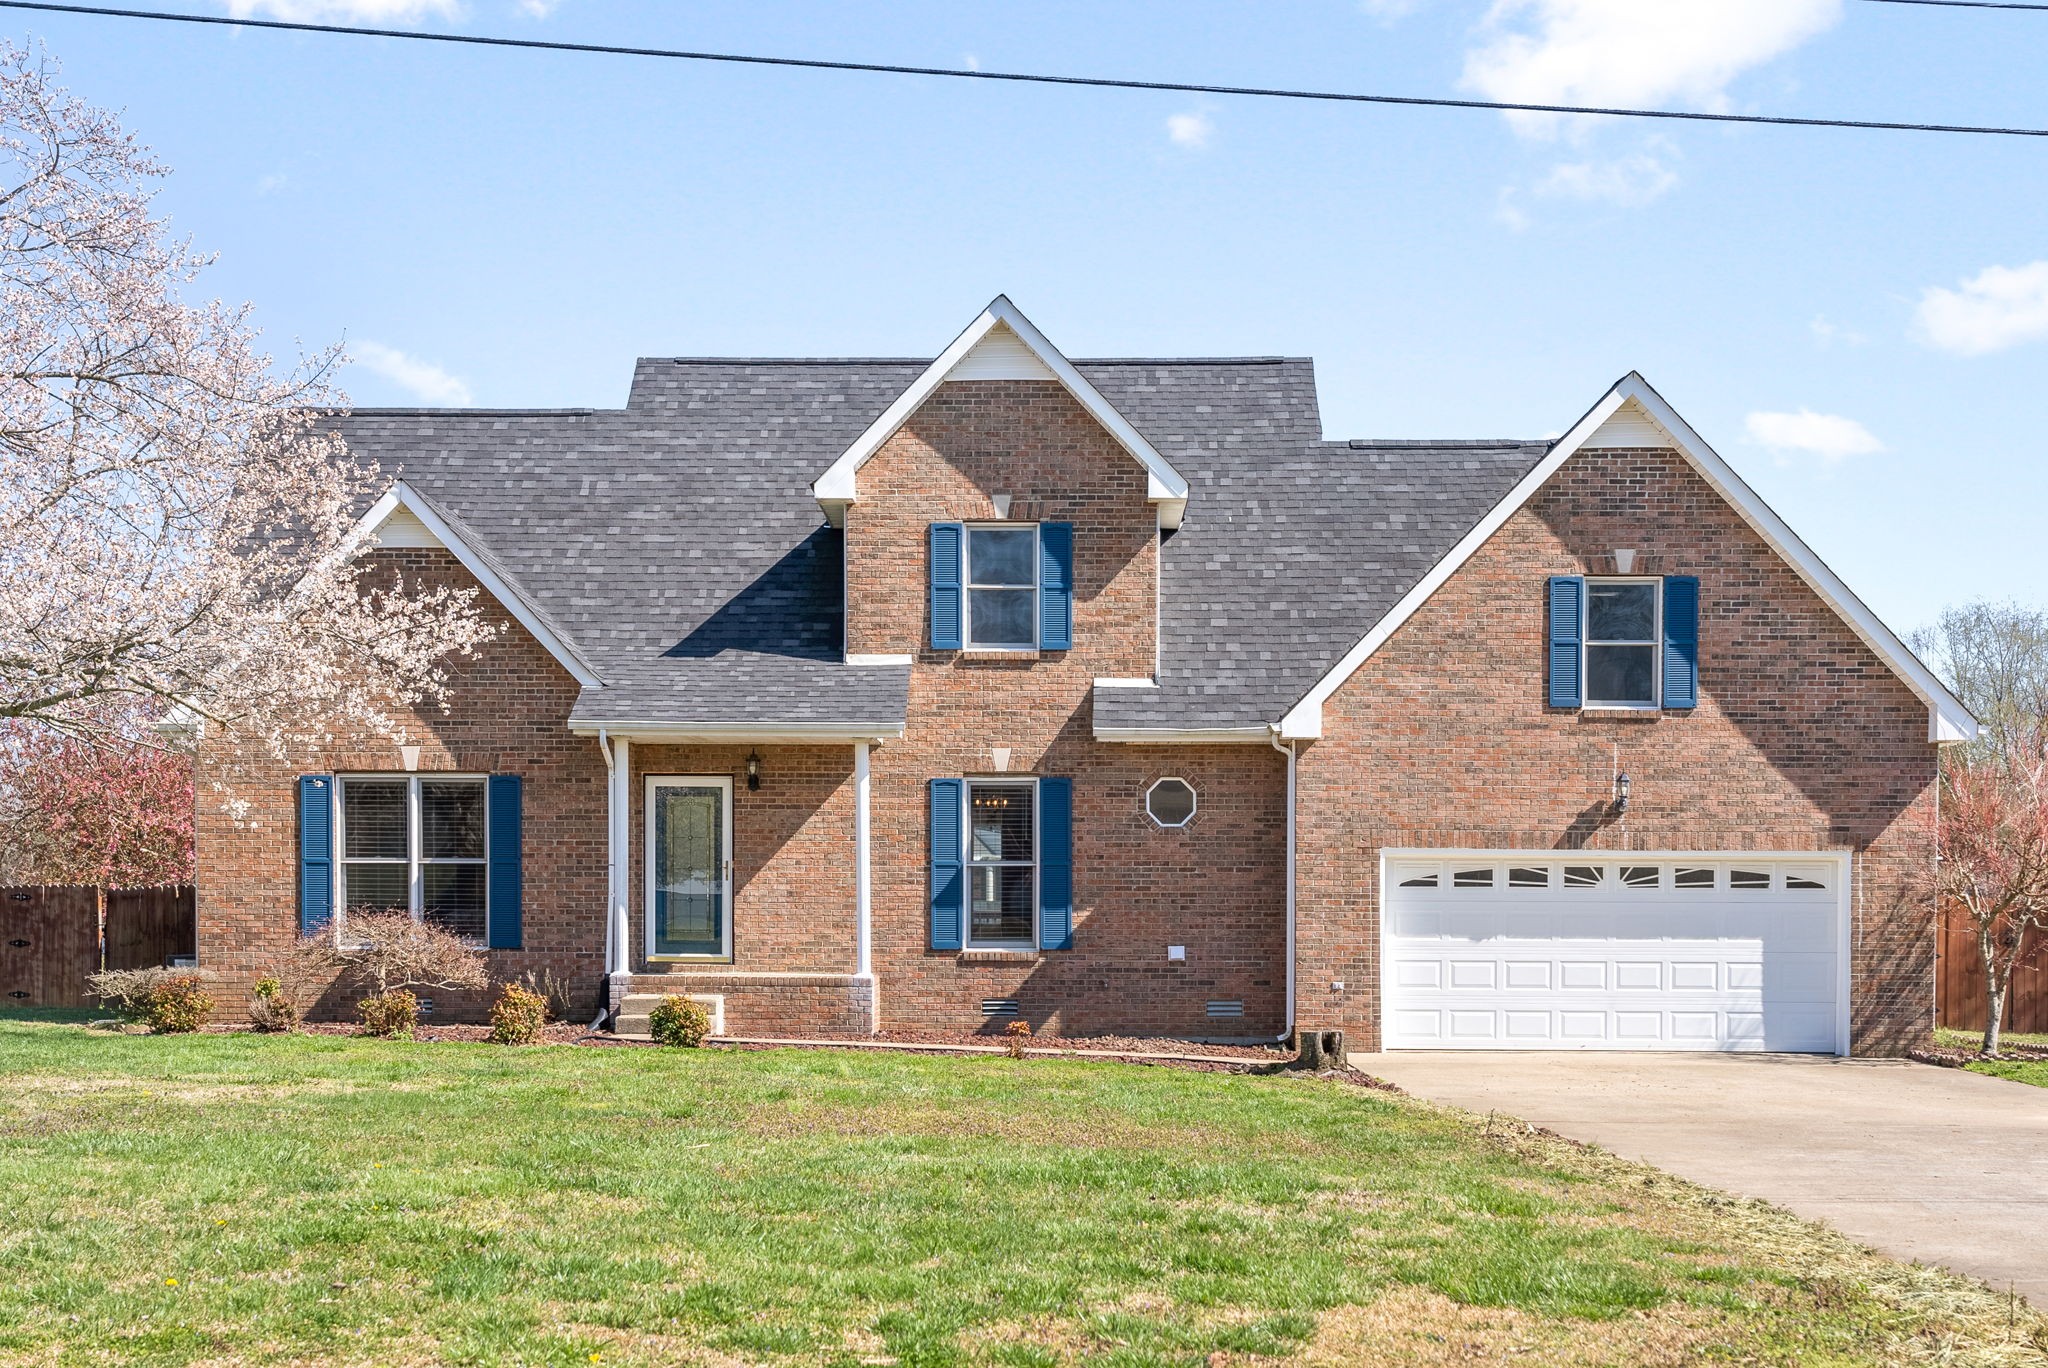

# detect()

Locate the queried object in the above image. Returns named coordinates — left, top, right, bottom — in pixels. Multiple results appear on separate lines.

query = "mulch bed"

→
left=176, top=1018, right=1402, bottom=1086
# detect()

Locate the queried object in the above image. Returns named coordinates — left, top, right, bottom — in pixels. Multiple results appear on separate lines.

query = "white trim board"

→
left=568, top=720, right=906, bottom=744
left=810, top=296, right=1190, bottom=530
left=350, top=482, right=605, bottom=690
left=1276, top=373, right=1977, bottom=746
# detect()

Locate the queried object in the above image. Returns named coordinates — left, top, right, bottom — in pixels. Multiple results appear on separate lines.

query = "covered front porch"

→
left=575, top=726, right=893, bottom=1038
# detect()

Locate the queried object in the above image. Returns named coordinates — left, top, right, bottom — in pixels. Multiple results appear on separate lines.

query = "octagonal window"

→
left=1145, top=777, right=1197, bottom=829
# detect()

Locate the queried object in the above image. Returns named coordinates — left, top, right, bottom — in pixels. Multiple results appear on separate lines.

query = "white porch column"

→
left=610, top=735, right=631, bottom=977
left=854, top=741, right=872, bottom=978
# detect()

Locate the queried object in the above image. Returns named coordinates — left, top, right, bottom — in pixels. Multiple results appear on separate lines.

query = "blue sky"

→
left=12, top=0, right=2047, bottom=635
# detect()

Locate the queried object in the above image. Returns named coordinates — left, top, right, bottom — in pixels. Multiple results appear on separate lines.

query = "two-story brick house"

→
left=193, top=298, right=1975, bottom=1054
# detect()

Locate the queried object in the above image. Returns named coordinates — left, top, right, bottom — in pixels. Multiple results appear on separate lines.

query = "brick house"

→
left=193, top=297, right=1975, bottom=1054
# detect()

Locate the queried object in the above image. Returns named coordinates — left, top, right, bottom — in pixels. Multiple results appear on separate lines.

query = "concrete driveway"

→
left=1352, top=1051, right=2048, bottom=1305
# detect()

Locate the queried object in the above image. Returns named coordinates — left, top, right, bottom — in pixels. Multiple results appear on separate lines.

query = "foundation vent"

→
left=980, top=998, right=1021, bottom=1017
left=1205, top=1000, right=1244, bottom=1018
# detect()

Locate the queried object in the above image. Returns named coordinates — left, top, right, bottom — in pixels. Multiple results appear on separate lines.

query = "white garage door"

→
left=1381, top=854, right=1845, bottom=1053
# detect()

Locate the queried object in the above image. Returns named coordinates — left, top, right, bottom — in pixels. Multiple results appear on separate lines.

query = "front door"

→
left=646, top=776, right=733, bottom=961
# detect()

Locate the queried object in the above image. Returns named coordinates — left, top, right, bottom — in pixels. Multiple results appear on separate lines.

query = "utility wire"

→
left=1854, top=0, right=2048, bottom=11
left=3, top=0, right=2045, bottom=140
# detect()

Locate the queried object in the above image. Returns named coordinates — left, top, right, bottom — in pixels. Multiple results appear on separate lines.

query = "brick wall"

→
left=1293, top=446, right=1938, bottom=1055
left=193, top=549, right=609, bottom=1023
left=849, top=381, right=1290, bottom=1037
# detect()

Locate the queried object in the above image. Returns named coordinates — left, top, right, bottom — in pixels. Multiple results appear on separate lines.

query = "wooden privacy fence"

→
left=0, top=886, right=196, bottom=1009
left=1936, top=910, right=2048, bottom=1037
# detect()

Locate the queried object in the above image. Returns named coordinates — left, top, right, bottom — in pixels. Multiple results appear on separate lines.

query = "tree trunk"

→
left=1983, top=980, right=2005, bottom=1057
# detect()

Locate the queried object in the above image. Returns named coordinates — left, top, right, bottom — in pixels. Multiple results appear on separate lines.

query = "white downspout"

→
left=611, top=735, right=631, bottom=985
left=854, top=740, right=877, bottom=1033
left=594, top=729, right=615, bottom=1029
left=1269, top=727, right=1296, bottom=1046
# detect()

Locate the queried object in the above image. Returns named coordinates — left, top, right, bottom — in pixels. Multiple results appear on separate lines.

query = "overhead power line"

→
left=1854, top=0, right=2048, bottom=11
left=3, top=0, right=2045, bottom=140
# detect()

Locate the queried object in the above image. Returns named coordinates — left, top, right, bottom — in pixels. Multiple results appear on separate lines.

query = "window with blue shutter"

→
left=486, top=774, right=523, bottom=949
left=1547, top=576, right=1585, bottom=709
left=1662, top=576, right=1700, bottom=709
left=1037, top=777, right=1073, bottom=951
left=929, top=523, right=964, bottom=650
left=299, top=775, right=335, bottom=937
left=1038, top=522, right=1073, bottom=650
left=928, top=778, right=965, bottom=950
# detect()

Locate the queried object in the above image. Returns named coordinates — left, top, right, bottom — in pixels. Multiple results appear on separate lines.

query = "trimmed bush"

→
left=142, top=975, right=214, bottom=1034
left=488, top=983, right=549, bottom=1045
left=1002, top=1019, right=1033, bottom=1059
left=247, top=976, right=299, bottom=1033
left=358, top=989, right=420, bottom=1039
left=648, top=996, right=712, bottom=1048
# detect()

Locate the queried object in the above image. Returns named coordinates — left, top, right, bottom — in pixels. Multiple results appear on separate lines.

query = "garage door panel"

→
left=1383, top=855, right=1842, bottom=1053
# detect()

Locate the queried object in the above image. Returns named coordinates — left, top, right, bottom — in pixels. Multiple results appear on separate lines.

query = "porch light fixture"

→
left=1614, top=771, right=1631, bottom=814
left=746, top=750, right=761, bottom=792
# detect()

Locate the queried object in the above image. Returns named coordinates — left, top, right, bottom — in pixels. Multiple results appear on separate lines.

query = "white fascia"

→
left=350, top=482, right=605, bottom=690
left=1093, top=726, right=1273, bottom=745
left=567, top=720, right=905, bottom=744
left=348, top=483, right=602, bottom=696
left=809, top=295, right=1190, bottom=530
left=1276, top=372, right=1978, bottom=746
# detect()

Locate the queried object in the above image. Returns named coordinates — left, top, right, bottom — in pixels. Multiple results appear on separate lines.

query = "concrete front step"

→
left=613, top=991, right=724, bottom=1040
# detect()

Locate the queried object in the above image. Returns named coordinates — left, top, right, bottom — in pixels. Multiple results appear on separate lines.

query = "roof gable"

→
left=810, top=296, right=1191, bottom=528
left=1275, top=373, right=1977, bottom=745
left=352, top=481, right=605, bottom=690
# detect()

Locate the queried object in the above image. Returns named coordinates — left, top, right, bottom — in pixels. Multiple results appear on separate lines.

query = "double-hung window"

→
left=338, top=775, right=488, bottom=942
left=967, top=780, right=1036, bottom=947
left=1584, top=579, right=1661, bottom=708
left=966, top=525, right=1039, bottom=649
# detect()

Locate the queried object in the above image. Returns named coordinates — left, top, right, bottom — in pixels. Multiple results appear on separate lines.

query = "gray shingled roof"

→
left=332, top=356, right=1547, bottom=732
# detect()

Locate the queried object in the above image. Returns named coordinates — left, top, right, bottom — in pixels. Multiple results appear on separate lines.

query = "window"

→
left=1619, top=866, right=1660, bottom=889
left=647, top=777, right=733, bottom=960
left=968, top=781, right=1035, bottom=947
left=338, top=776, right=487, bottom=942
left=1508, top=866, right=1550, bottom=888
left=1585, top=579, right=1660, bottom=707
left=1674, top=867, right=1716, bottom=889
left=1452, top=868, right=1494, bottom=888
left=1563, top=865, right=1605, bottom=887
left=966, top=525, right=1038, bottom=649
left=1730, top=869, right=1772, bottom=890
left=1145, top=777, right=1197, bottom=828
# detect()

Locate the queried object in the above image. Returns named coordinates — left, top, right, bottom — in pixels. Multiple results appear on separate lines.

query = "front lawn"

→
left=0, top=1022, right=2041, bottom=1366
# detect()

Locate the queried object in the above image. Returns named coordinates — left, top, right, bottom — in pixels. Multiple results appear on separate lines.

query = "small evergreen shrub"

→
left=358, top=989, right=420, bottom=1039
left=142, top=975, right=214, bottom=1034
left=489, top=983, right=549, bottom=1045
left=647, top=995, right=711, bottom=1048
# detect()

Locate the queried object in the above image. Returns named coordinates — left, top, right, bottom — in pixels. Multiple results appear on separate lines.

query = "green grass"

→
left=0, top=1022, right=2040, bottom=1367
left=1932, top=1027, right=2048, bottom=1088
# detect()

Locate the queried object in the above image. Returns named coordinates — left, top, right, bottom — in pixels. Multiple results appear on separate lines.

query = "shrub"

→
left=86, top=965, right=176, bottom=1020
left=489, top=983, right=549, bottom=1045
left=142, top=974, right=214, bottom=1033
left=647, top=995, right=711, bottom=1048
left=247, top=975, right=299, bottom=1033
left=335, top=911, right=488, bottom=999
left=1003, top=1019, right=1033, bottom=1059
left=358, top=989, right=420, bottom=1039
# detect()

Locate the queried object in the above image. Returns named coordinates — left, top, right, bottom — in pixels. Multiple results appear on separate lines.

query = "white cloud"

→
left=1535, top=148, right=1677, bottom=206
left=1914, top=261, right=2048, bottom=357
left=1359, top=0, right=1422, bottom=21
left=226, top=0, right=460, bottom=20
left=1809, top=315, right=1868, bottom=348
left=1463, top=0, right=1842, bottom=139
left=1744, top=408, right=1884, bottom=464
left=351, top=341, right=474, bottom=405
left=963, top=53, right=980, bottom=72
left=1495, top=188, right=1531, bottom=232
left=1166, top=111, right=1213, bottom=150
left=517, top=0, right=557, bottom=15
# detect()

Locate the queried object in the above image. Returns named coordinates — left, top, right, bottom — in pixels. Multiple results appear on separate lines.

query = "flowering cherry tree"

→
left=1935, top=730, right=2048, bottom=1056
left=0, top=42, right=495, bottom=754
left=0, top=704, right=192, bottom=887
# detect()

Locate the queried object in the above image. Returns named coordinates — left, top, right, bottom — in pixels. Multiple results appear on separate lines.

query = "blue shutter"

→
left=1038, top=522, right=1073, bottom=650
left=1547, top=576, right=1584, bottom=709
left=928, top=778, right=964, bottom=951
left=298, top=775, right=334, bottom=937
left=1037, top=777, right=1073, bottom=951
left=929, top=522, right=964, bottom=651
left=1662, top=576, right=1699, bottom=709
left=486, top=774, right=523, bottom=949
